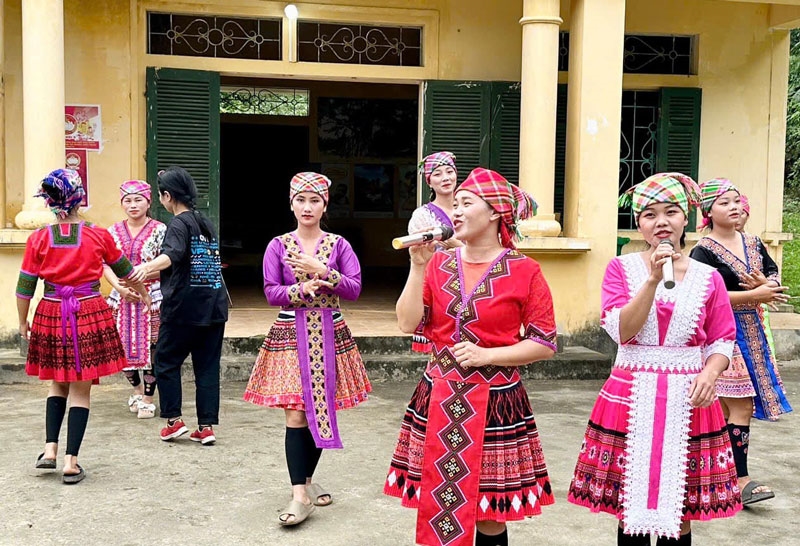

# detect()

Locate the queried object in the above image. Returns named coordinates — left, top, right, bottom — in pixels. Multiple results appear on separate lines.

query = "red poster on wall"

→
left=65, top=105, right=102, bottom=151
left=65, top=150, right=89, bottom=206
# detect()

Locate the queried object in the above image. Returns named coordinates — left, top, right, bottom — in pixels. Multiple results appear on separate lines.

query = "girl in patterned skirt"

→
left=387, top=168, right=557, bottom=546
left=243, top=172, right=371, bottom=527
left=18, top=169, right=147, bottom=484
left=689, top=179, right=792, bottom=507
left=568, top=173, right=742, bottom=545
left=104, top=180, right=166, bottom=419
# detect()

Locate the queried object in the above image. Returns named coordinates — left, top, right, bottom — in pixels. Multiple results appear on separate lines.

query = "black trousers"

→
left=155, top=321, right=225, bottom=425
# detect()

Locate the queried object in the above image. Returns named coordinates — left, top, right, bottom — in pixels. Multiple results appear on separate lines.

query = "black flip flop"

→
left=62, top=465, right=86, bottom=485
left=742, top=481, right=775, bottom=506
left=35, top=453, right=57, bottom=469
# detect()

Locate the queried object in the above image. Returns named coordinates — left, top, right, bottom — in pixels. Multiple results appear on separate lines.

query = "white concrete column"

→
left=518, top=0, right=562, bottom=237
left=563, top=0, right=626, bottom=257
left=15, top=0, right=65, bottom=229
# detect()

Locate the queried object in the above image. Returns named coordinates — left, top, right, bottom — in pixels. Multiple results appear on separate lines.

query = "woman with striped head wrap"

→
left=19, top=169, right=149, bottom=484
left=103, top=179, right=167, bottom=419
left=243, top=172, right=371, bottom=527
left=388, top=168, right=556, bottom=546
left=690, top=178, right=792, bottom=508
left=569, top=172, right=743, bottom=544
left=407, top=151, right=461, bottom=352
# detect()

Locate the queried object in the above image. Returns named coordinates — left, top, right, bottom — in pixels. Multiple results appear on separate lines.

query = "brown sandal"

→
left=278, top=499, right=315, bottom=526
left=306, top=483, right=332, bottom=506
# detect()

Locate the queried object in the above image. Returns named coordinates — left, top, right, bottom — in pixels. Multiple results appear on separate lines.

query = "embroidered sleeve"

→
left=109, top=255, right=134, bottom=279
left=16, top=230, right=45, bottom=299
left=287, top=282, right=310, bottom=306
left=600, top=258, right=630, bottom=344
left=703, top=339, right=734, bottom=363
left=16, top=270, right=38, bottom=300
left=522, top=263, right=557, bottom=352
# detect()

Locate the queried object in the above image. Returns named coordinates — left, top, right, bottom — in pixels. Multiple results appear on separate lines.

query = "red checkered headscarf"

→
left=456, top=168, right=538, bottom=249
left=290, top=172, right=331, bottom=203
left=419, top=151, right=457, bottom=185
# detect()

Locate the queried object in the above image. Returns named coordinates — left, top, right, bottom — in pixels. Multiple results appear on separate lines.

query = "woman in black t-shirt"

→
left=128, top=167, right=228, bottom=445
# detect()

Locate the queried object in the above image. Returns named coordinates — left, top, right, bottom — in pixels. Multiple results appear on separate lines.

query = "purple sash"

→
left=50, top=282, right=99, bottom=373
left=294, top=308, right=343, bottom=449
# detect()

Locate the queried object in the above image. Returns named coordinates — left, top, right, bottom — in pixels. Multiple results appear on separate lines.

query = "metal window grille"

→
left=297, top=22, right=422, bottom=66
left=148, top=12, right=281, bottom=61
left=618, top=90, right=659, bottom=229
left=219, top=86, right=309, bottom=116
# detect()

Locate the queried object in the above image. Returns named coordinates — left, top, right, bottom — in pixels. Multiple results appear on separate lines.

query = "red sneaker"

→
left=190, top=427, right=216, bottom=445
left=160, top=418, right=188, bottom=441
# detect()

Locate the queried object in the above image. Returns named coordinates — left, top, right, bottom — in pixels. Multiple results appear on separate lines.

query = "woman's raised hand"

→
left=301, top=274, right=334, bottom=298
left=126, top=264, right=148, bottom=285
left=750, top=283, right=790, bottom=305
left=739, top=270, right=770, bottom=290
left=648, top=242, right=681, bottom=283
left=286, top=249, right=328, bottom=277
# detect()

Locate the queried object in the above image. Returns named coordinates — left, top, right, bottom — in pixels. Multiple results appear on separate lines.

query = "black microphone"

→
left=659, top=239, right=675, bottom=289
left=392, top=226, right=455, bottom=250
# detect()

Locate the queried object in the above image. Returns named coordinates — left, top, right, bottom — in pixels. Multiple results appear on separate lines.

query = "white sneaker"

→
left=137, top=402, right=156, bottom=419
left=127, top=394, right=143, bottom=413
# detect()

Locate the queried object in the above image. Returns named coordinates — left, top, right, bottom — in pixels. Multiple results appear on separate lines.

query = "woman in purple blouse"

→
left=243, top=172, right=371, bottom=527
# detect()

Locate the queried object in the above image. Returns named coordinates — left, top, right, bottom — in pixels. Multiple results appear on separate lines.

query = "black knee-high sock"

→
left=475, top=529, right=508, bottom=546
left=618, top=526, right=651, bottom=546
left=301, top=426, right=323, bottom=479
left=45, top=396, right=67, bottom=444
left=124, top=370, right=141, bottom=387
left=656, top=533, right=691, bottom=545
left=727, top=423, right=750, bottom=477
left=285, top=427, right=309, bottom=486
left=143, top=370, right=157, bottom=397
left=65, top=407, right=90, bottom=457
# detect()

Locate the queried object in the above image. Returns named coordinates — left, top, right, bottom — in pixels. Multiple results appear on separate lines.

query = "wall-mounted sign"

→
left=65, top=105, right=102, bottom=151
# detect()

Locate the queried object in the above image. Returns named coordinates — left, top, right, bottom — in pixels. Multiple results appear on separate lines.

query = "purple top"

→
left=262, top=232, right=362, bottom=307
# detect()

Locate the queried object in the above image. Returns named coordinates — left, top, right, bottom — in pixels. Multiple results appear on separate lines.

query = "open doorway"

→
left=218, top=78, right=419, bottom=307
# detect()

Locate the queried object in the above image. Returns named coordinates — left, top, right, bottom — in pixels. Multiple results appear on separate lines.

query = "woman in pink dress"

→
left=568, top=173, right=742, bottom=545
left=104, top=180, right=166, bottom=419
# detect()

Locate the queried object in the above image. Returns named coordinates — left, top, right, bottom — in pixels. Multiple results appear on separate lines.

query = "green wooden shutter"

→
left=554, top=84, right=568, bottom=222
left=489, top=82, right=521, bottom=185
left=146, top=67, right=221, bottom=230
left=422, top=81, right=491, bottom=202
left=656, top=87, right=702, bottom=229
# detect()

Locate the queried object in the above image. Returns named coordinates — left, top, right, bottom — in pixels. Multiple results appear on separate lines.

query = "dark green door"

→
left=146, top=67, right=221, bottom=230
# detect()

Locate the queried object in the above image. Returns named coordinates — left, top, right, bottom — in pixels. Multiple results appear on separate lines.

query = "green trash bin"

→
left=616, top=236, right=630, bottom=256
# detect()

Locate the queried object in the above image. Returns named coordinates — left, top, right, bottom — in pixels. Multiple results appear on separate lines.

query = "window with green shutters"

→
left=421, top=80, right=519, bottom=202
left=146, top=67, right=221, bottom=230
left=656, top=87, right=702, bottom=230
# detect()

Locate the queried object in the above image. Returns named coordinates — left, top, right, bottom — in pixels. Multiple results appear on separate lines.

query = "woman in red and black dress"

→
left=385, top=168, right=557, bottom=546
left=17, top=169, right=146, bottom=484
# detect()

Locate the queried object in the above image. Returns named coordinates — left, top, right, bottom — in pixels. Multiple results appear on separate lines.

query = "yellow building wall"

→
left=0, top=0, right=792, bottom=339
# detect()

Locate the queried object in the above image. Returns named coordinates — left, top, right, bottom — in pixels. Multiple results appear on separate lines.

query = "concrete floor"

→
left=1, top=364, right=798, bottom=546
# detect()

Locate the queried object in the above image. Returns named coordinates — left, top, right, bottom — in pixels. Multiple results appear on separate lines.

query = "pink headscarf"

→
left=739, top=193, right=751, bottom=216
left=419, top=151, right=457, bottom=185
left=120, top=180, right=151, bottom=202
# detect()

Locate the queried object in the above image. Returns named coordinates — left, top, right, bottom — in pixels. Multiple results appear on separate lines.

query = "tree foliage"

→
left=785, top=30, right=800, bottom=199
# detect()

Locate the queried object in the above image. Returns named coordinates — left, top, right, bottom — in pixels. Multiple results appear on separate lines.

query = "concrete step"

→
left=0, top=346, right=612, bottom=384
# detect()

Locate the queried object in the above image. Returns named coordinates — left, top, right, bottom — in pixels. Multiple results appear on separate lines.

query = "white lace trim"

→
left=663, top=261, right=712, bottom=347
left=602, top=307, right=622, bottom=343
left=702, top=338, right=734, bottom=364
left=615, top=345, right=703, bottom=374
left=623, top=373, right=693, bottom=539
left=618, top=254, right=659, bottom=346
